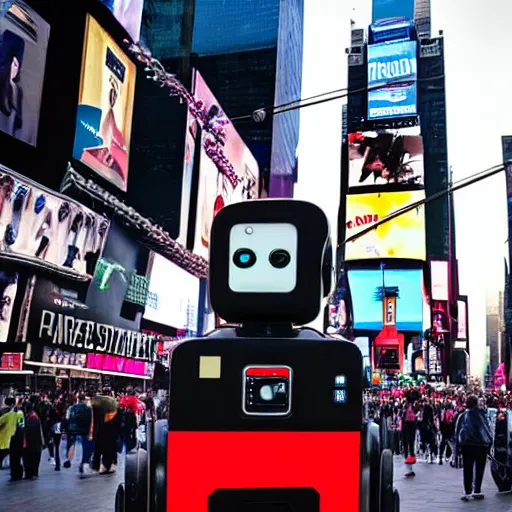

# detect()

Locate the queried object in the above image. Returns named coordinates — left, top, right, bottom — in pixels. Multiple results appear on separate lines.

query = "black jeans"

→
left=92, top=422, right=117, bottom=471
left=23, top=449, right=41, bottom=479
left=53, top=434, right=62, bottom=469
left=461, top=445, right=488, bottom=494
left=403, top=422, right=416, bottom=458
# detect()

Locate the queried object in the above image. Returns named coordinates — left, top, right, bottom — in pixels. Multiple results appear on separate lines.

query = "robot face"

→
left=209, top=200, right=331, bottom=325
left=228, top=223, right=298, bottom=293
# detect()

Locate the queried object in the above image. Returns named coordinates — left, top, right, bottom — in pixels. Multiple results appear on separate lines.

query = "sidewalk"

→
left=394, top=455, right=512, bottom=511
left=0, top=445, right=123, bottom=512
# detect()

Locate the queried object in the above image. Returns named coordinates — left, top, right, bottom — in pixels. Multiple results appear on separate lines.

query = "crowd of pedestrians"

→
left=365, top=383, right=503, bottom=502
left=0, top=386, right=149, bottom=481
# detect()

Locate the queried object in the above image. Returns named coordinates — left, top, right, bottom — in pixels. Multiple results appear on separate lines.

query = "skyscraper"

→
left=414, top=0, right=432, bottom=39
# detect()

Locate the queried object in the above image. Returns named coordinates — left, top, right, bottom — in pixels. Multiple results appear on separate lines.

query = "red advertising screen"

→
left=0, top=352, right=23, bottom=371
left=86, top=352, right=153, bottom=378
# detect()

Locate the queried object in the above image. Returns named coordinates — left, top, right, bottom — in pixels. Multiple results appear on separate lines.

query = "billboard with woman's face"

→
left=72, top=15, right=136, bottom=192
left=0, top=0, right=50, bottom=146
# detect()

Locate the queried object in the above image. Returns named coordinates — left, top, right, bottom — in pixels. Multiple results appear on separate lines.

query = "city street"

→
left=2, top=447, right=512, bottom=511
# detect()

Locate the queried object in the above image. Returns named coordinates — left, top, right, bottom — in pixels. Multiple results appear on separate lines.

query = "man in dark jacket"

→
left=455, top=395, right=492, bottom=501
left=63, top=395, right=93, bottom=475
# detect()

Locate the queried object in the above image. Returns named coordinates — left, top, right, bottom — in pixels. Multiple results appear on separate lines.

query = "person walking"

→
left=455, top=395, right=493, bottom=501
left=22, top=402, right=44, bottom=479
left=0, top=396, right=15, bottom=468
left=439, top=402, right=455, bottom=464
left=402, top=397, right=418, bottom=465
left=63, top=394, right=94, bottom=476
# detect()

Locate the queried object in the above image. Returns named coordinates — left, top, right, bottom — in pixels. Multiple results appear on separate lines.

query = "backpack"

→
left=442, top=409, right=455, bottom=424
left=67, top=403, right=91, bottom=434
left=405, top=405, right=416, bottom=422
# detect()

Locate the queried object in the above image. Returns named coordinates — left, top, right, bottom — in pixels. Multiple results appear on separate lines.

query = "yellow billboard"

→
left=345, top=191, right=426, bottom=261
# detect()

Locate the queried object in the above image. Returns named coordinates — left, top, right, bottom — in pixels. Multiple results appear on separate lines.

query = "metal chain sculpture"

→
left=125, top=41, right=240, bottom=189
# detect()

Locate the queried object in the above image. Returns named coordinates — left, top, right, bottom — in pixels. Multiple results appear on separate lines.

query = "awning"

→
left=24, top=361, right=152, bottom=380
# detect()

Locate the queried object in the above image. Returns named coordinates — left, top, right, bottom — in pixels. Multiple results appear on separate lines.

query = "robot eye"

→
left=269, top=249, right=291, bottom=269
left=233, top=248, right=257, bottom=269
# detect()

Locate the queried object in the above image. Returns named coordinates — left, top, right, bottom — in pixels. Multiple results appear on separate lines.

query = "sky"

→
left=297, top=0, right=511, bottom=379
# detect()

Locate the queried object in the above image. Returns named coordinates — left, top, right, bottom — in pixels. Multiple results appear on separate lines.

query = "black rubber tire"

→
left=115, top=483, right=125, bottom=512
left=490, top=461, right=512, bottom=493
left=368, top=421, right=381, bottom=512
left=380, top=420, right=390, bottom=452
left=380, top=449, right=394, bottom=512
left=393, top=488, right=400, bottom=512
left=153, top=420, right=168, bottom=512
left=125, top=449, right=148, bottom=512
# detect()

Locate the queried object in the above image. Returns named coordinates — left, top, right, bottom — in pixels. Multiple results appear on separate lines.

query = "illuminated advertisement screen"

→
left=457, top=299, right=467, bottom=340
left=0, top=1, right=50, bottom=146
left=98, top=0, right=144, bottom=42
left=367, top=40, right=417, bottom=120
left=144, top=252, right=200, bottom=332
left=347, top=269, right=423, bottom=331
left=193, top=71, right=259, bottom=260
left=0, top=166, right=110, bottom=276
left=72, top=15, right=136, bottom=192
left=372, top=0, right=414, bottom=23
left=348, top=127, right=423, bottom=190
left=345, top=191, right=426, bottom=261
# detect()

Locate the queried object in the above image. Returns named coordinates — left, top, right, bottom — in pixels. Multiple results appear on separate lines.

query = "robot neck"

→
left=236, top=322, right=297, bottom=338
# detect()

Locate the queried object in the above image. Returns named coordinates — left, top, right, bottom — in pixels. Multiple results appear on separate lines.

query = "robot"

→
left=116, top=199, right=399, bottom=512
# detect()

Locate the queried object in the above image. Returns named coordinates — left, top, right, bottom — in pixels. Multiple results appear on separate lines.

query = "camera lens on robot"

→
left=269, top=249, right=291, bottom=269
left=233, top=248, right=257, bottom=269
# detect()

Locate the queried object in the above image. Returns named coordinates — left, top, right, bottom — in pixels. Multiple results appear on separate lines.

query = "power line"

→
left=231, top=75, right=445, bottom=122
left=343, top=162, right=507, bottom=246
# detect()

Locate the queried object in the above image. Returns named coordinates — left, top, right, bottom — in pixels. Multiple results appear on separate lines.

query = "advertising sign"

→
left=0, top=167, right=109, bottom=276
left=457, top=298, right=467, bottom=340
left=372, top=0, right=415, bottom=23
left=383, top=296, right=396, bottom=326
left=144, top=252, right=200, bottom=332
left=348, top=128, right=424, bottom=190
left=193, top=71, right=259, bottom=260
left=72, top=15, right=136, bottom=192
left=345, top=191, right=426, bottom=261
left=0, top=352, right=22, bottom=370
left=432, top=300, right=450, bottom=333
left=430, top=260, right=449, bottom=301
left=98, top=0, right=144, bottom=42
left=367, top=41, right=417, bottom=120
left=26, top=276, right=157, bottom=362
left=0, top=268, right=18, bottom=342
left=347, top=269, right=423, bottom=332
left=0, top=0, right=50, bottom=146
left=86, top=352, right=154, bottom=378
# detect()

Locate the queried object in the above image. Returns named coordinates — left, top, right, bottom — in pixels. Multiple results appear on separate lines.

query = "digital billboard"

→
left=372, top=0, right=415, bottom=23
left=0, top=268, right=18, bottom=342
left=348, top=128, right=423, bottom=190
left=144, top=252, right=200, bottom=332
left=367, top=40, right=417, bottom=120
left=430, top=260, right=449, bottom=301
left=72, top=15, right=136, bottom=192
left=0, top=166, right=110, bottom=276
left=457, top=298, right=467, bottom=340
left=345, top=191, right=426, bottom=261
left=98, top=0, right=144, bottom=42
left=347, top=268, right=423, bottom=331
left=0, top=0, right=50, bottom=146
left=193, top=71, right=259, bottom=260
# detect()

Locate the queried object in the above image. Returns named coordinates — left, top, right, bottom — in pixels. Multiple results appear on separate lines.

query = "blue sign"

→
left=367, top=40, right=417, bottom=120
left=347, top=269, right=423, bottom=332
left=368, top=82, right=417, bottom=119
left=372, top=0, right=415, bottom=23
left=368, top=41, right=417, bottom=86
